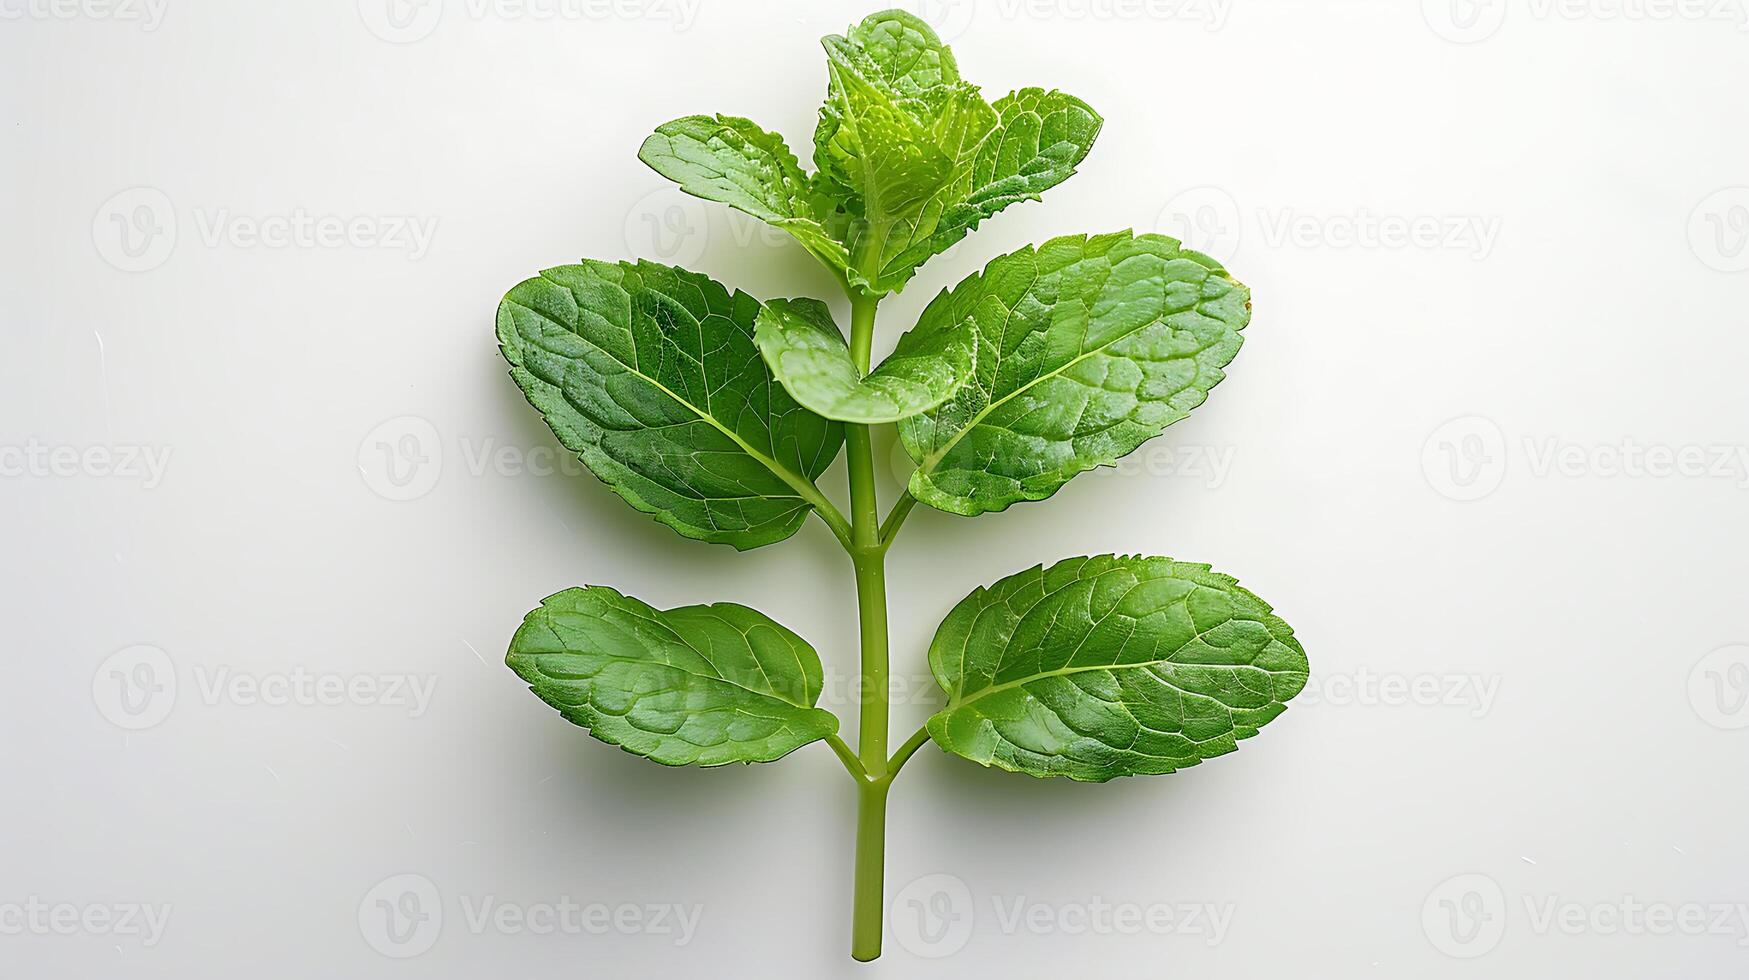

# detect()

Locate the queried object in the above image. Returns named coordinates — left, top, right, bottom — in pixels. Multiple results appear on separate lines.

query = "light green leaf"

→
left=876, top=87, right=1101, bottom=284
left=509, top=587, right=840, bottom=766
left=635, top=14, right=1099, bottom=295
left=898, top=231, right=1249, bottom=517
left=754, top=297, right=975, bottom=424
left=926, top=556, right=1308, bottom=782
left=496, top=260, right=845, bottom=550
left=812, top=11, right=1101, bottom=293
left=636, top=115, right=854, bottom=282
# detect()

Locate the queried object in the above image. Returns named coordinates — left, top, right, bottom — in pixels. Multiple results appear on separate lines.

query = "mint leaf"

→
left=509, top=587, right=840, bottom=766
left=636, top=115, right=855, bottom=283
left=877, top=87, right=1100, bottom=284
left=813, top=11, right=1100, bottom=293
left=898, top=232, right=1249, bottom=516
left=926, top=556, right=1307, bottom=782
left=635, top=14, right=1099, bottom=297
left=496, top=260, right=844, bottom=550
left=754, top=297, right=974, bottom=423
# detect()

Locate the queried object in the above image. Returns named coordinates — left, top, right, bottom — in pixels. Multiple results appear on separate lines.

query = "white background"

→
left=5, top=0, right=1749, bottom=976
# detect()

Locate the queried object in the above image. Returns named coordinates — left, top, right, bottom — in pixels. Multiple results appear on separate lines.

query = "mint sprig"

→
left=495, top=10, right=1306, bottom=961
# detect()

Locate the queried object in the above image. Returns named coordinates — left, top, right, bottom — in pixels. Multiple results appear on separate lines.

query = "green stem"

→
left=879, top=492, right=916, bottom=550
left=850, top=777, right=890, bottom=961
left=844, top=288, right=892, bottom=961
left=824, top=733, right=866, bottom=781
left=887, top=724, right=931, bottom=777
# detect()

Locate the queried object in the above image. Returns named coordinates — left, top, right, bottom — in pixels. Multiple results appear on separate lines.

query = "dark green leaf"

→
left=496, top=260, right=844, bottom=550
left=926, top=556, right=1307, bottom=781
left=509, top=587, right=840, bottom=766
left=898, top=232, right=1249, bottom=516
